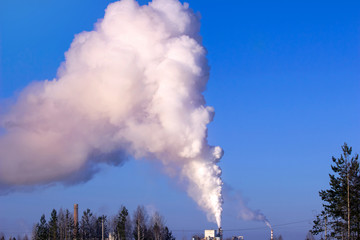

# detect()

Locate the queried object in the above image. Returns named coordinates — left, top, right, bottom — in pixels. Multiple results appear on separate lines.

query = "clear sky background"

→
left=0, top=0, right=359, bottom=240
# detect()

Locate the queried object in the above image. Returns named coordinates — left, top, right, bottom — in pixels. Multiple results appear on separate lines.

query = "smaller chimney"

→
left=271, top=229, right=273, bottom=240
left=74, top=204, right=79, bottom=238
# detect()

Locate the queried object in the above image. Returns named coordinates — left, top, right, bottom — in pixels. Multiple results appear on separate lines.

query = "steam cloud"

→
left=0, top=0, right=223, bottom=227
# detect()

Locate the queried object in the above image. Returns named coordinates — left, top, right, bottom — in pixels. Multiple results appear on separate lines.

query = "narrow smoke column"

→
left=74, top=204, right=78, bottom=238
left=271, top=229, right=273, bottom=240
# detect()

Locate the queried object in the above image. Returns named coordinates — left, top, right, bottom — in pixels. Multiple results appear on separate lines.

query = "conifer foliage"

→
left=312, top=143, right=360, bottom=239
left=31, top=205, right=175, bottom=240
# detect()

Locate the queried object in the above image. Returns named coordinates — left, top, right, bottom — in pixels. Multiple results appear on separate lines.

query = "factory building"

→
left=192, top=228, right=245, bottom=240
left=203, top=228, right=223, bottom=240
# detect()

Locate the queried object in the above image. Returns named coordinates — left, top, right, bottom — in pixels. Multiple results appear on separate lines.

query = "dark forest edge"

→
left=0, top=205, right=175, bottom=240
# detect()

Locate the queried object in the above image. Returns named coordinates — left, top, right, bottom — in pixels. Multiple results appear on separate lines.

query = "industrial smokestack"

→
left=218, top=227, right=223, bottom=240
left=74, top=204, right=78, bottom=238
left=271, top=229, right=273, bottom=240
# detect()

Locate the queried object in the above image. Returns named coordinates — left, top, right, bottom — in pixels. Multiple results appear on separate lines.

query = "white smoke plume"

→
left=223, top=185, right=271, bottom=228
left=0, top=0, right=223, bottom=227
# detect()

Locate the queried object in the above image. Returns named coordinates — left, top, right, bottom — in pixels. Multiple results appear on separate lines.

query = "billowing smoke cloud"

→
left=0, top=0, right=223, bottom=227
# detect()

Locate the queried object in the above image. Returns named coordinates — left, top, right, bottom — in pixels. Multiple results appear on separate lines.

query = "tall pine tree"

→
left=312, top=143, right=360, bottom=239
left=116, top=206, right=129, bottom=240
left=35, top=214, right=49, bottom=240
left=48, top=209, right=59, bottom=240
left=79, top=209, right=95, bottom=240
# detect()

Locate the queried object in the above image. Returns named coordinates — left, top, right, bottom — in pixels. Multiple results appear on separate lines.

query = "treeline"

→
left=31, top=205, right=175, bottom=240
left=0, top=234, right=29, bottom=240
left=312, top=143, right=360, bottom=239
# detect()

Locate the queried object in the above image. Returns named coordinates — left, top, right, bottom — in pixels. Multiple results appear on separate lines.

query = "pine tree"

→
left=163, top=227, right=175, bottom=240
left=80, top=209, right=95, bottom=240
left=95, top=215, right=108, bottom=240
left=116, top=206, right=129, bottom=240
left=49, top=209, right=59, bottom=240
left=36, top=214, right=49, bottom=240
left=64, top=209, right=74, bottom=240
left=312, top=143, right=360, bottom=239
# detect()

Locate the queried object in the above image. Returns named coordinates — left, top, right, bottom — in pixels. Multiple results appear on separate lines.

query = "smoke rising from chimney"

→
left=224, top=185, right=270, bottom=228
left=0, top=0, right=223, bottom=227
left=237, top=195, right=271, bottom=227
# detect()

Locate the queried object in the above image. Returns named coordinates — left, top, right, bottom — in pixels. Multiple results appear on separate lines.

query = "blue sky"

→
left=0, top=0, right=359, bottom=239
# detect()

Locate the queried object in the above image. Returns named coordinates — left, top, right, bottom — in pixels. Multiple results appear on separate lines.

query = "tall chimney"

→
left=74, top=204, right=78, bottom=238
left=218, top=227, right=223, bottom=240
left=271, top=229, right=273, bottom=240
